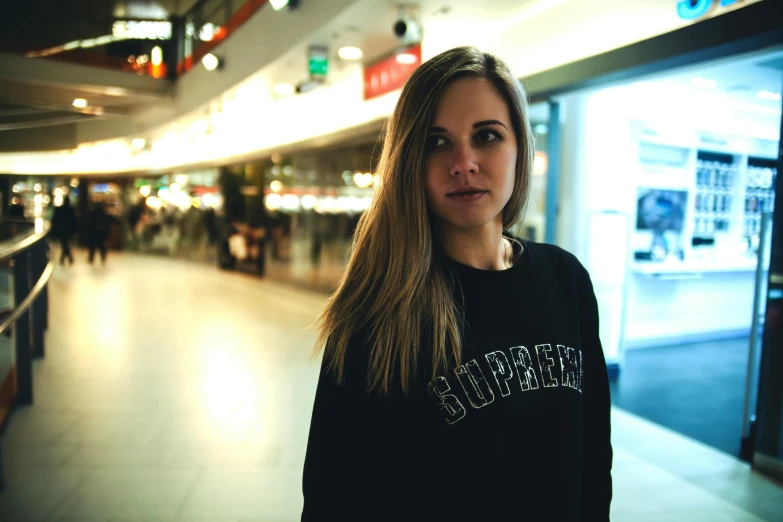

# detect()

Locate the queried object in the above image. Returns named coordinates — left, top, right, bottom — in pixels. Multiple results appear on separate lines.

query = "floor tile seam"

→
left=173, top=467, right=205, bottom=521
left=57, top=443, right=84, bottom=466
left=41, top=464, right=97, bottom=521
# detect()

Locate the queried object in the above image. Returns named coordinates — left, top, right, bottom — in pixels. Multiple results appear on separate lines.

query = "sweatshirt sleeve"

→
left=579, top=269, right=614, bottom=521
left=301, top=353, right=412, bottom=521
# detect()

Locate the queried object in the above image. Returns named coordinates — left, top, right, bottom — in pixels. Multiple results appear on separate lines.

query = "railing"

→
left=0, top=219, right=53, bottom=431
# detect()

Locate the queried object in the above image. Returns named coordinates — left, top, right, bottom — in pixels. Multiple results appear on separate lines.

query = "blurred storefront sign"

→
left=112, top=20, right=172, bottom=40
left=676, top=0, right=742, bottom=20
left=363, top=44, right=422, bottom=101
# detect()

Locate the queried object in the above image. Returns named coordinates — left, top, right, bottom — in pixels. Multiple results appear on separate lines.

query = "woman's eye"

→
left=425, top=135, right=447, bottom=151
left=475, top=129, right=501, bottom=144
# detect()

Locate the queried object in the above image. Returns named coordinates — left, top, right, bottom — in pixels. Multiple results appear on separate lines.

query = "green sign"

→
left=309, top=56, right=328, bottom=77
left=308, top=45, right=328, bottom=79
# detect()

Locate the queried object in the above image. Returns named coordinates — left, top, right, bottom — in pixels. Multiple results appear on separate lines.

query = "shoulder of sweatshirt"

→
left=523, top=240, right=593, bottom=286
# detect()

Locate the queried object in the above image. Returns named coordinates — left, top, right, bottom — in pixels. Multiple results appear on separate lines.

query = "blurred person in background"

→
left=86, top=202, right=111, bottom=265
left=180, top=203, right=204, bottom=259
left=302, top=46, right=612, bottom=522
left=51, top=197, right=78, bottom=265
left=128, top=196, right=148, bottom=248
left=7, top=197, right=25, bottom=220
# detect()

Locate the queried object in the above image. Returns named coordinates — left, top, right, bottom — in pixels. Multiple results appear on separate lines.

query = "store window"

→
left=555, top=47, right=783, bottom=457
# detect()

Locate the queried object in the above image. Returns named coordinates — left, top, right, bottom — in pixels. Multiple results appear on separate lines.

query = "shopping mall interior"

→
left=1, top=0, right=783, bottom=520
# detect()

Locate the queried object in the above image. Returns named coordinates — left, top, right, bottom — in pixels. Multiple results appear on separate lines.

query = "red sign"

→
left=363, top=44, right=422, bottom=100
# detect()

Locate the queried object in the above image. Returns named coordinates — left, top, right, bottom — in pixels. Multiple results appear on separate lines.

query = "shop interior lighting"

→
left=270, top=180, right=283, bottom=193
left=690, top=77, right=717, bottom=89
left=265, top=193, right=282, bottom=210
left=533, top=151, right=548, bottom=177
left=395, top=52, right=417, bottom=65
left=269, top=0, right=289, bottom=10
left=70, top=178, right=79, bottom=188
left=131, top=138, right=146, bottom=150
left=274, top=83, right=295, bottom=96
left=175, top=174, right=188, bottom=186
left=353, top=172, right=374, bottom=188
left=72, top=98, right=88, bottom=108
left=151, top=46, right=163, bottom=66
left=139, top=185, right=152, bottom=197
left=301, top=194, right=316, bottom=210
left=338, top=46, right=363, bottom=60
left=202, top=53, right=221, bottom=71
left=757, top=90, right=781, bottom=101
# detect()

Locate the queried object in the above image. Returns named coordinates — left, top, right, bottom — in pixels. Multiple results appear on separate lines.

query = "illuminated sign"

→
left=112, top=20, right=172, bottom=40
left=676, top=0, right=741, bottom=20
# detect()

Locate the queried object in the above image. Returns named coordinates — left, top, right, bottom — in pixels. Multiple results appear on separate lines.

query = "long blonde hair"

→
left=315, top=46, right=535, bottom=394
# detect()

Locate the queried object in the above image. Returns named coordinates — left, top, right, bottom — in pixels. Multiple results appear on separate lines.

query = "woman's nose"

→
left=449, top=143, right=478, bottom=177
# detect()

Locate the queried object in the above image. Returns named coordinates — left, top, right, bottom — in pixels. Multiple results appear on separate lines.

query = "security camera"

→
left=393, top=14, right=421, bottom=44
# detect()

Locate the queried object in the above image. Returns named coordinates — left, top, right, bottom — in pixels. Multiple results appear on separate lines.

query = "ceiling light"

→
left=274, top=83, right=295, bottom=96
left=202, top=53, right=221, bottom=71
left=151, top=46, right=163, bottom=66
left=131, top=138, right=146, bottom=150
left=269, top=0, right=289, bottom=10
left=192, top=119, right=209, bottom=134
left=395, top=52, right=417, bottom=65
left=72, top=98, right=88, bottom=108
left=338, top=46, right=363, bottom=60
left=270, top=180, right=283, bottom=193
left=690, top=77, right=717, bottom=89
left=758, top=90, right=782, bottom=101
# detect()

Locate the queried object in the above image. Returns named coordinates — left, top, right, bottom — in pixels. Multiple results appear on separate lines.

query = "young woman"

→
left=302, top=46, right=612, bottom=522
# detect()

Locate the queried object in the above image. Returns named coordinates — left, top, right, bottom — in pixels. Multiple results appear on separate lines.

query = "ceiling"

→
left=266, top=0, right=540, bottom=91
left=632, top=48, right=783, bottom=116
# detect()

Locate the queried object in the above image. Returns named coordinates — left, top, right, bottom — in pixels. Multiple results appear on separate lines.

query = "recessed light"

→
left=202, top=53, right=221, bottom=71
left=131, top=138, right=146, bottom=150
left=396, top=53, right=417, bottom=65
left=269, top=0, right=289, bottom=10
left=757, top=90, right=782, bottom=101
left=690, top=77, right=717, bottom=89
left=338, top=46, right=363, bottom=60
left=274, top=83, right=295, bottom=96
left=72, top=98, right=88, bottom=108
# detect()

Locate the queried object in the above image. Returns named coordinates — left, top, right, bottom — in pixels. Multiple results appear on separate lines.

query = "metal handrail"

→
left=0, top=221, right=50, bottom=263
left=0, top=257, right=54, bottom=337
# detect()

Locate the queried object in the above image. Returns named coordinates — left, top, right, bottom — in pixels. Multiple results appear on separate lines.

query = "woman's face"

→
left=423, top=77, right=517, bottom=234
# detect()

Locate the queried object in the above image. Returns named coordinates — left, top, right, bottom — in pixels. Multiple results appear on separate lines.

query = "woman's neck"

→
left=437, top=220, right=508, bottom=271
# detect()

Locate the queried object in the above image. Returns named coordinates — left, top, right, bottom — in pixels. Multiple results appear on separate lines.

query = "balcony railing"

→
left=0, top=219, right=53, bottom=492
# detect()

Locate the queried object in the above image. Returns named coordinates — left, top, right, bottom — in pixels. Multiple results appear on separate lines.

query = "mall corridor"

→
left=0, top=253, right=782, bottom=522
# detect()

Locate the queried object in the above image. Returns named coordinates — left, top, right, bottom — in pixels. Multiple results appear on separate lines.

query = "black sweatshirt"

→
left=302, top=240, right=613, bottom=521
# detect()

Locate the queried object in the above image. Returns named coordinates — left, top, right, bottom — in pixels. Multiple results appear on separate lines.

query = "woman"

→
left=302, top=46, right=612, bottom=522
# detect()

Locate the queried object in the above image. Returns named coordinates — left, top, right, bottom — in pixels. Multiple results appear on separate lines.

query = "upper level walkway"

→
left=0, top=251, right=781, bottom=521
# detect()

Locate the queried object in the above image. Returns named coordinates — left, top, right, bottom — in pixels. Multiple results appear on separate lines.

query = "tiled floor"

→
left=610, top=337, right=750, bottom=456
left=0, top=251, right=782, bottom=522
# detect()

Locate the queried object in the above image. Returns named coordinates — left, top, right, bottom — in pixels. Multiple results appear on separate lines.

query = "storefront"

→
left=123, top=168, right=222, bottom=261
left=518, top=0, right=782, bottom=478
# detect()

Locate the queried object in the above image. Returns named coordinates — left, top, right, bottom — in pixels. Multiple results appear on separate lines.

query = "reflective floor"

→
left=0, top=251, right=781, bottom=521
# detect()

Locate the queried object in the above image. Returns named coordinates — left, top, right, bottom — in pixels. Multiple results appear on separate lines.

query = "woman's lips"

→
left=446, top=190, right=487, bottom=203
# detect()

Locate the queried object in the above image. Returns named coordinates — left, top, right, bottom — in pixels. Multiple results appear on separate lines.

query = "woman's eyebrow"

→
left=473, top=119, right=508, bottom=129
left=428, top=120, right=509, bottom=133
